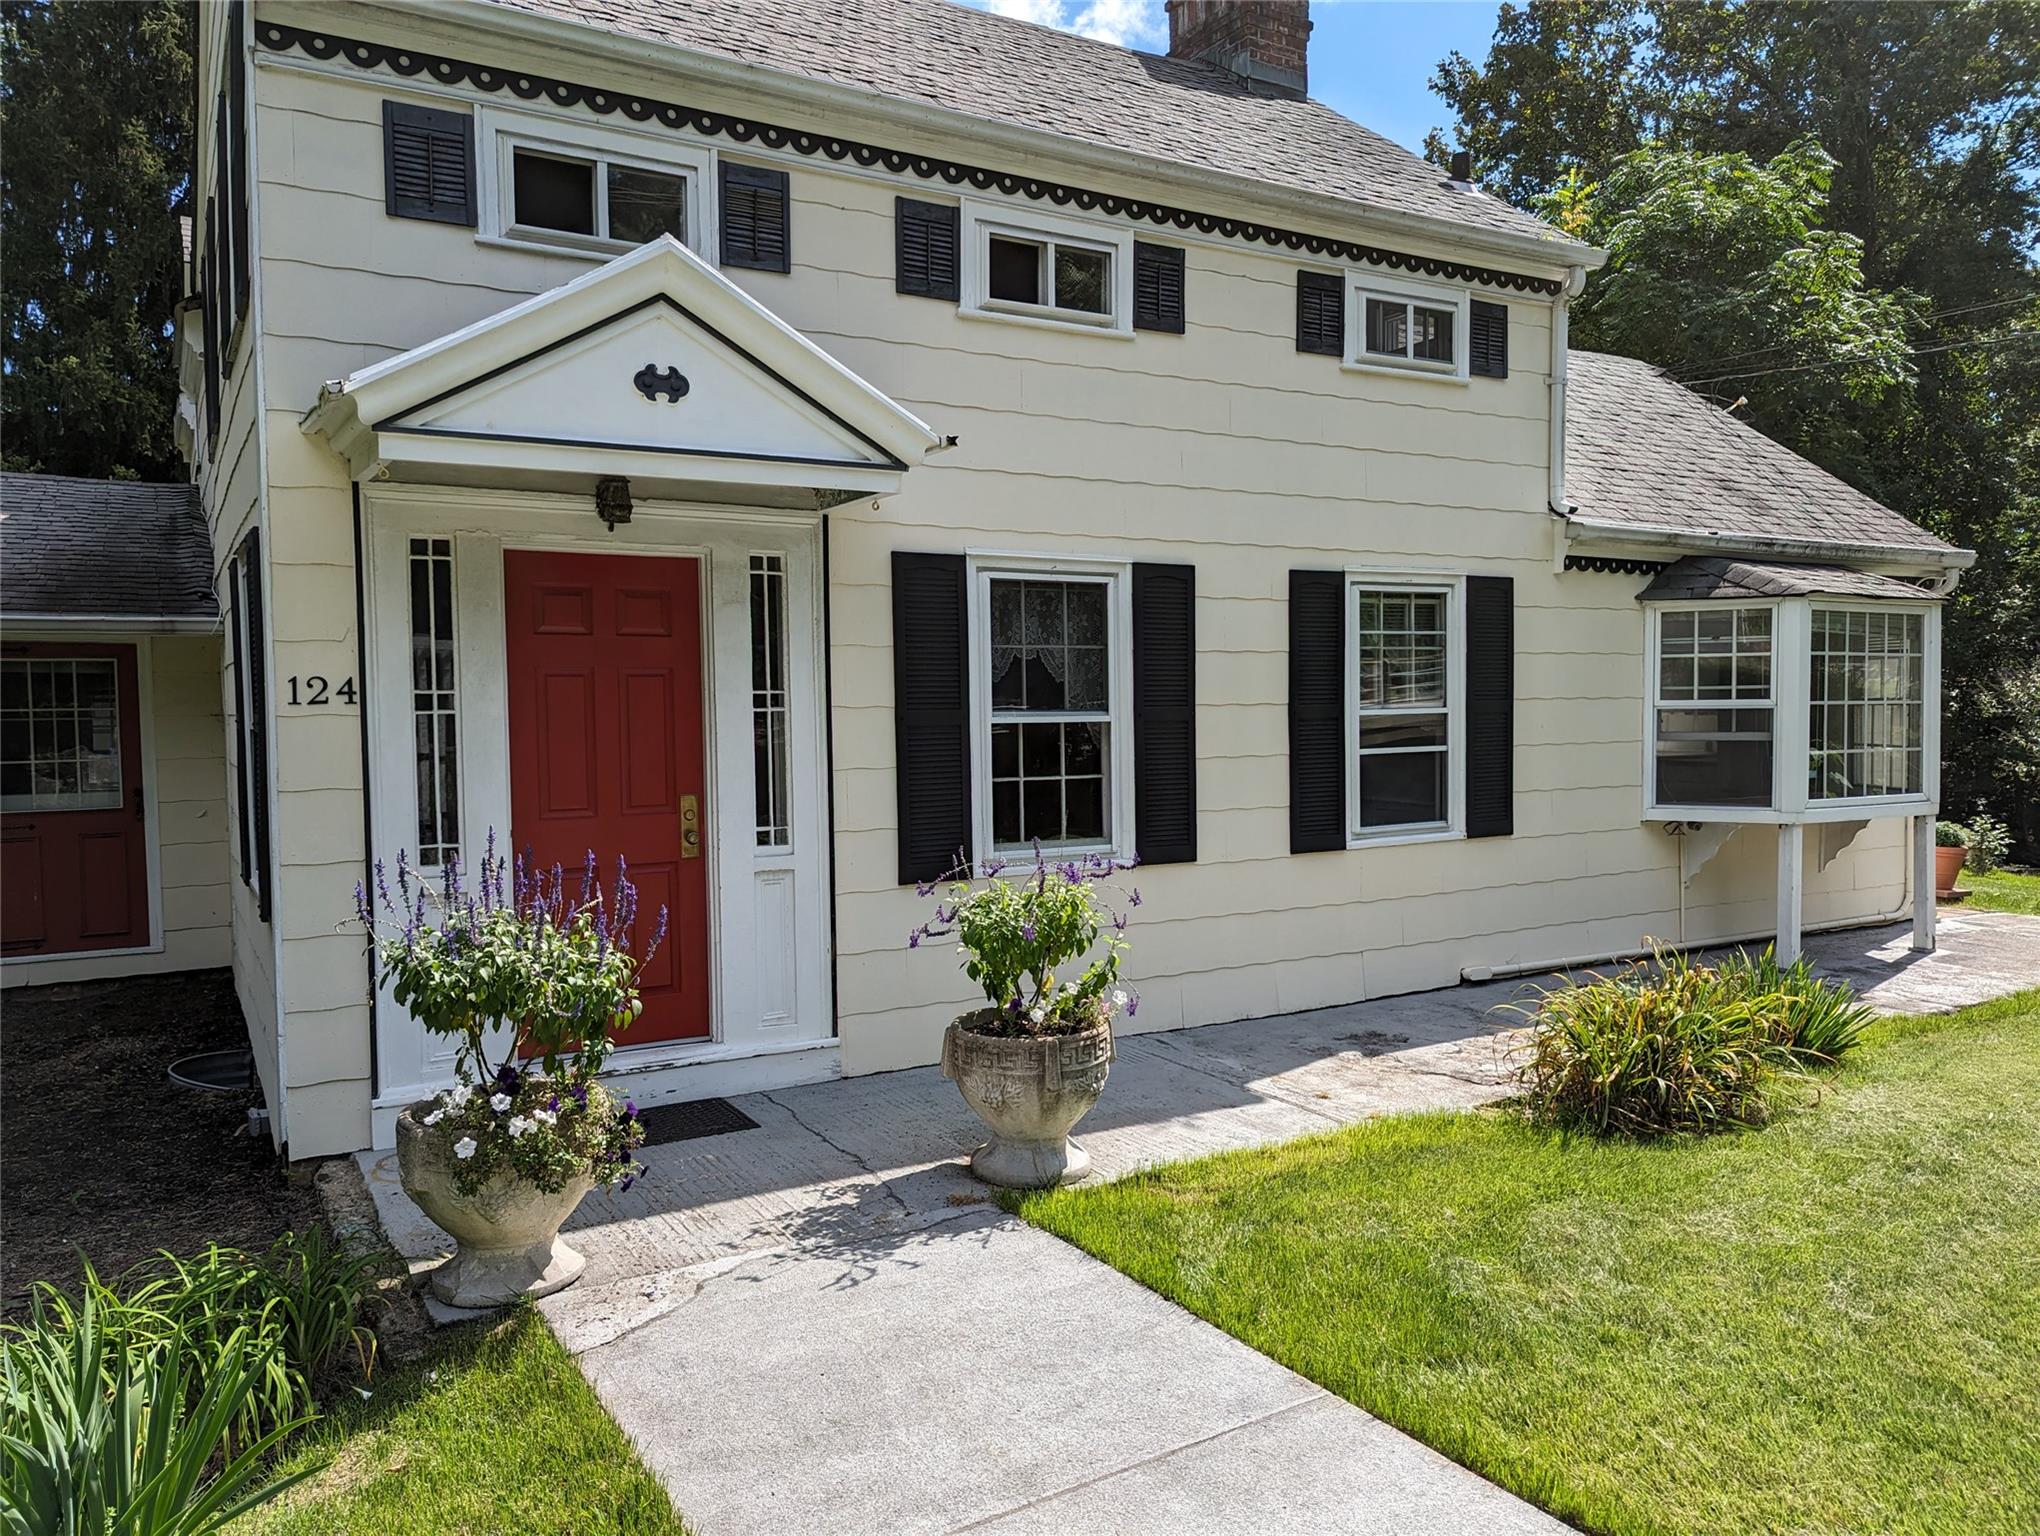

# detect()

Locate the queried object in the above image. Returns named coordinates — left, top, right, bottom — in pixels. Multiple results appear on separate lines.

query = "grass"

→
left=232, top=1309, right=687, bottom=1536
left=1016, top=991, right=2040, bottom=1536
left=1961, top=865, right=2040, bottom=915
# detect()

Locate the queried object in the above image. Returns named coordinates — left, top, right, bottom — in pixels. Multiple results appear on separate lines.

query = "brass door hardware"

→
left=680, top=793, right=701, bottom=858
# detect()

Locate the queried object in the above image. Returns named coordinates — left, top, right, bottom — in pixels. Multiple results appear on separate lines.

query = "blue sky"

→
left=966, top=1, right=1501, bottom=158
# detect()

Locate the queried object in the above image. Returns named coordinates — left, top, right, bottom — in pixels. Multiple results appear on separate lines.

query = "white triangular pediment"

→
left=304, top=238, right=941, bottom=503
left=387, top=297, right=895, bottom=471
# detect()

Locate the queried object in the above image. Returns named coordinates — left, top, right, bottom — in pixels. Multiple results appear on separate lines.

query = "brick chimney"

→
left=1166, top=1, right=1312, bottom=98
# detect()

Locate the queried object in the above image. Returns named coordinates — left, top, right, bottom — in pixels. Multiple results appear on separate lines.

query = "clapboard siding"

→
left=240, top=39, right=1907, bottom=1104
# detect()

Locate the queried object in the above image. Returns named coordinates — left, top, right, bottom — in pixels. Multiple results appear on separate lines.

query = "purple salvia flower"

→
left=1022, top=922, right=1036, bottom=943
left=623, top=1098, right=638, bottom=1118
left=375, top=858, right=392, bottom=915
left=1126, top=992, right=1140, bottom=1018
left=908, top=930, right=922, bottom=949
left=581, top=849, right=597, bottom=905
left=1129, top=887, right=1142, bottom=907
left=1113, top=912, right=1128, bottom=932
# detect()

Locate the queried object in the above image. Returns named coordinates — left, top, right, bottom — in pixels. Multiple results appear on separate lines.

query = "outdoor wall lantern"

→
left=595, top=475, right=633, bottom=530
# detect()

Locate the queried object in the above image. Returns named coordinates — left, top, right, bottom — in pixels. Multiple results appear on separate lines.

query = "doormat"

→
left=635, top=1096, right=760, bottom=1146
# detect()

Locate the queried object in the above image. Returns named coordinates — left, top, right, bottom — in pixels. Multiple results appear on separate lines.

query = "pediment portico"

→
left=303, top=237, right=943, bottom=508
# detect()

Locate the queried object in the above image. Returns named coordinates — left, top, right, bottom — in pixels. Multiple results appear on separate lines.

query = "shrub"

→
left=909, top=846, right=1141, bottom=1037
left=1513, top=946, right=1874, bottom=1138
left=0, top=1281, right=319, bottom=1536
left=1961, top=813, right=2013, bottom=874
left=1935, top=820, right=1970, bottom=848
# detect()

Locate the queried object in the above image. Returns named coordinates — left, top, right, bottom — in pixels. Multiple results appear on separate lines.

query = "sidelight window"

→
left=750, top=554, right=792, bottom=851
left=409, top=538, right=460, bottom=867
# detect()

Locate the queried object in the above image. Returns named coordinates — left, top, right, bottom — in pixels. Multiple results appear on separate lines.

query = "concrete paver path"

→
left=358, top=910, right=2040, bottom=1535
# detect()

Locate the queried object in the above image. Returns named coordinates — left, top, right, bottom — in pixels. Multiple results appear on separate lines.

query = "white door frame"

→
left=361, top=484, right=837, bottom=1146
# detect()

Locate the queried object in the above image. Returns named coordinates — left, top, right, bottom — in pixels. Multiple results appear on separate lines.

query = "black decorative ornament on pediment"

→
left=1564, top=554, right=1666, bottom=576
left=633, top=364, right=690, bottom=403
left=256, top=22, right=1569, bottom=298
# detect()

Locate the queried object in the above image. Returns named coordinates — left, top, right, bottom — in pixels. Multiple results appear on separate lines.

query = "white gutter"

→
left=349, top=0, right=1605, bottom=281
left=1560, top=514, right=1976, bottom=576
left=1549, top=266, right=1587, bottom=514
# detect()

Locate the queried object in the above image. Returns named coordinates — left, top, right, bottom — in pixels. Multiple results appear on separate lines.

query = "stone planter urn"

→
left=942, top=1009, right=1114, bottom=1188
left=395, top=1104, right=595, bottom=1308
left=1934, top=843, right=1968, bottom=898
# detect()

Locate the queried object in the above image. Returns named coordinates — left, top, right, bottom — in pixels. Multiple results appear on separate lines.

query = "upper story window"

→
left=962, top=202, right=1133, bottom=335
left=1810, top=607, right=1925, bottom=800
left=1348, top=579, right=1461, bottom=839
left=1350, top=278, right=1469, bottom=377
left=479, top=108, right=709, bottom=259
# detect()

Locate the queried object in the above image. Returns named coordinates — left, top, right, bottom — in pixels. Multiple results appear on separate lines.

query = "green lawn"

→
left=234, top=1309, right=687, bottom=1536
left=1017, top=992, right=2040, bottom=1536
left=1962, top=865, right=2040, bottom=915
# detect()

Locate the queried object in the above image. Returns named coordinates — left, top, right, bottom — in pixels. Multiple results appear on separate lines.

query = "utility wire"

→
left=1671, top=294, right=2040, bottom=376
left=1678, top=326, right=2040, bottom=388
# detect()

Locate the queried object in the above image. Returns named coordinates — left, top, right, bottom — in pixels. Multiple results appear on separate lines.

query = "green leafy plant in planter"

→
left=355, top=835, right=665, bottom=1305
left=1935, top=820, right=1971, bottom=849
left=911, top=848, right=1141, bottom=1186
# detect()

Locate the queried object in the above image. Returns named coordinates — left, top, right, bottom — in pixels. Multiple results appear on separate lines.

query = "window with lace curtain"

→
left=982, top=575, right=1116, bottom=852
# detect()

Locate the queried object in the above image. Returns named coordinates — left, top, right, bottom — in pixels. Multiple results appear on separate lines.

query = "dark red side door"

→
left=503, top=551, right=711, bottom=1046
left=1, top=643, right=151, bottom=957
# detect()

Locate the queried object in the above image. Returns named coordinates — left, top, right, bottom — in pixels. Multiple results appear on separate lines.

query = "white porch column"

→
left=1776, top=823, right=1804, bottom=964
left=1911, top=813, right=1938, bottom=952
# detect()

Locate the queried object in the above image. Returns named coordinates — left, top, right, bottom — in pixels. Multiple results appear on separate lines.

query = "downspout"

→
left=1549, top=265, right=1588, bottom=516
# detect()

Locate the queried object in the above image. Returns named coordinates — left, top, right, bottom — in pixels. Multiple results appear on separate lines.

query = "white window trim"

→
left=1344, top=274, right=1472, bottom=383
left=476, top=105, right=714, bottom=262
left=1805, top=601, right=1940, bottom=812
left=1643, top=596, right=1939, bottom=823
left=965, top=552, right=1136, bottom=864
left=959, top=201, right=1135, bottom=338
left=1345, top=573, right=1465, bottom=847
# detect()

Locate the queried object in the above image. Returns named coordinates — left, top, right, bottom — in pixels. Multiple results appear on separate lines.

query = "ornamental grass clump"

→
left=1512, top=945, right=1872, bottom=1139
left=356, top=833, right=663, bottom=1196
left=911, top=846, right=1141, bottom=1037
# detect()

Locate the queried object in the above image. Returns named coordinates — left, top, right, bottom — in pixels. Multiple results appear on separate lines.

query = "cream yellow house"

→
left=129, top=0, right=1974, bottom=1159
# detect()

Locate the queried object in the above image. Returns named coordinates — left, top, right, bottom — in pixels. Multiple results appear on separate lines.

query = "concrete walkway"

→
left=357, top=909, right=2040, bottom=1535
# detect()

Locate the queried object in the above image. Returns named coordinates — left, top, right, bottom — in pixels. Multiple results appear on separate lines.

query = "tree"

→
left=1, top=0, right=194, bottom=482
left=1432, top=1, right=2040, bottom=847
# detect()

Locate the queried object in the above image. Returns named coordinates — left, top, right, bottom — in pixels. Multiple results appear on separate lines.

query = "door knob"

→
left=680, top=793, right=701, bottom=858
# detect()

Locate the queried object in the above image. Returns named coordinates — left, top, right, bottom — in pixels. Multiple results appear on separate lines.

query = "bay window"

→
left=1810, top=607, right=1925, bottom=800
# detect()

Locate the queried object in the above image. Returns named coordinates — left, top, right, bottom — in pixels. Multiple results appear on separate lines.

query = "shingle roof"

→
left=484, top=0, right=1571, bottom=249
left=1636, top=556, right=1940, bottom=604
left=1565, top=351, right=1959, bottom=560
left=1, top=473, right=217, bottom=623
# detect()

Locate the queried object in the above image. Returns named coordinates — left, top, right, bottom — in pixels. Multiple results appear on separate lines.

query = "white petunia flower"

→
left=507, top=1115, right=533, bottom=1139
left=1029, top=1007, right=1046, bottom=1024
left=1062, top=982, right=1077, bottom=995
left=1112, top=989, right=1128, bottom=1008
left=454, top=1137, right=478, bottom=1160
left=422, top=1108, right=444, bottom=1127
left=448, top=1085, right=472, bottom=1108
left=489, top=1092, right=512, bottom=1113
left=533, top=1109, right=557, bottom=1127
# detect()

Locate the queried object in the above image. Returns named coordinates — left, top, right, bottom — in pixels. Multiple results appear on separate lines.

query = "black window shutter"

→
left=383, top=100, right=475, bottom=226
left=1289, top=570, right=1346, bottom=852
left=892, top=552, right=972, bottom=884
left=201, top=201, right=220, bottom=447
left=1464, top=574, right=1515, bottom=837
left=1132, top=242, right=1185, bottom=334
left=228, top=555, right=253, bottom=883
left=895, top=198, right=960, bottom=300
left=215, top=98, right=237, bottom=362
left=228, top=0, right=250, bottom=324
left=719, top=160, right=790, bottom=273
left=1132, top=563, right=1197, bottom=864
left=1296, top=270, right=1344, bottom=356
left=1470, top=299, right=1508, bottom=379
left=241, top=529, right=273, bottom=922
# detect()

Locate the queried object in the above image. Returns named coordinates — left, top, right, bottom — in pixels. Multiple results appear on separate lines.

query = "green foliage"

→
left=0, top=0, right=193, bottom=481
left=418, top=1076, right=643, bottom=1199
left=1, top=1280, right=321, bottom=1536
left=911, top=851, right=1138, bottom=1035
left=1936, top=819, right=1971, bottom=847
left=1958, top=812, right=2013, bottom=873
left=1431, top=1, right=2040, bottom=855
left=1965, top=865, right=2040, bottom=915
left=1513, top=946, right=1869, bottom=1136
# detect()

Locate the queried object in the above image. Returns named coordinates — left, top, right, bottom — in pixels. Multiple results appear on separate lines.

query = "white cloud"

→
left=977, top=0, right=1169, bottom=50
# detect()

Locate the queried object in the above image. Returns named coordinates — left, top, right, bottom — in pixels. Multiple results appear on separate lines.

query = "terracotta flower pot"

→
left=1934, top=844, right=1968, bottom=897
left=942, top=1009, right=1114, bottom=1188
left=395, top=1104, right=595, bottom=1308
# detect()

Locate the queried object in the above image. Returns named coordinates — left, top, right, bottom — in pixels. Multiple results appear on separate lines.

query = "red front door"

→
left=1, top=643, right=151, bottom=957
left=504, top=551, right=711, bottom=1045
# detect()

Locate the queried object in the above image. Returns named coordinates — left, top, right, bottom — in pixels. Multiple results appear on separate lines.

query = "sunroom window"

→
left=1653, top=607, right=1774, bottom=808
left=1810, top=607, right=1924, bottom=799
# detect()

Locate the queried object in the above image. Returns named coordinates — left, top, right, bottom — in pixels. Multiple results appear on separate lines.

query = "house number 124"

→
left=285, top=675, right=359, bottom=707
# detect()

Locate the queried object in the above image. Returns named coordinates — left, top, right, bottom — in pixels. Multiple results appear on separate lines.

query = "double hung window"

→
left=1652, top=607, right=1774, bottom=808
left=1349, top=583, right=1457, bottom=836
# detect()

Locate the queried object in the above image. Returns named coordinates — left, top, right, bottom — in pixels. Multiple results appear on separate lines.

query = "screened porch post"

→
left=1776, top=823, right=1804, bottom=965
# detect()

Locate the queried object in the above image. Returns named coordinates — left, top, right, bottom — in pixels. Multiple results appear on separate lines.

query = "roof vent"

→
left=1166, top=0, right=1312, bottom=98
left=1449, top=150, right=1473, bottom=184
